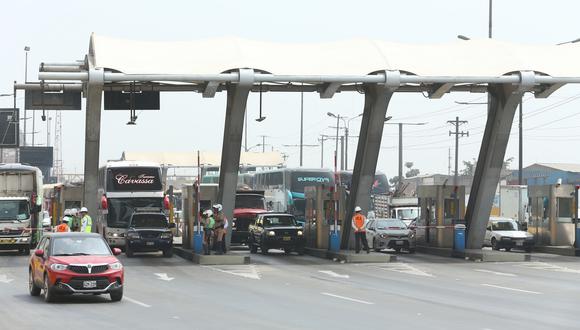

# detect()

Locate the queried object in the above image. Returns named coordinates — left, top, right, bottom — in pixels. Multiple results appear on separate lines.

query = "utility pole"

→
left=448, top=148, right=452, bottom=176
left=300, top=88, right=304, bottom=166
left=385, top=121, right=427, bottom=187
left=319, top=135, right=327, bottom=168
left=488, top=0, right=493, bottom=38
left=340, top=136, right=344, bottom=170
left=448, top=117, right=469, bottom=220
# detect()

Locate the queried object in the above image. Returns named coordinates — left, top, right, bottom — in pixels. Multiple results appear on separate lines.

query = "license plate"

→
left=283, top=236, right=291, bottom=241
left=516, top=241, right=523, bottom=246
left=396, top=240, right=404, bottom=245
left=83, top=281, right=97, bottom=289
left=146, top=241, right=155, bottom=246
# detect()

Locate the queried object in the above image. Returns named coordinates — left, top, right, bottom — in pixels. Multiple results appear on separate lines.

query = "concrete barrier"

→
left=173, top=247, right=250, bottom=265
left=416, top=245, right=532, bottom=262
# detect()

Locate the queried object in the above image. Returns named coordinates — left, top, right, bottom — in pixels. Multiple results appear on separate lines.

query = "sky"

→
left=1, top=0, right=580, bottom=179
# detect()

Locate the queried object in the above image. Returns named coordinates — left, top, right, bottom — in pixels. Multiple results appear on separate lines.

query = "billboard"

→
left=20, top=146, right=53, bottom=168
left=0, top=109, right=19, bottom=147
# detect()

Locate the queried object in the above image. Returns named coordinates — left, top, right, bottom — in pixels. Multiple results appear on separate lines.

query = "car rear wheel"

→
left=110, top=288, right=123, bottom=302
left=43, top=274, right=55, bottom=303
left=163, top=248, right=173, bottom=258
left=505, top=247, right=512, bottom=252
left=29, top=269, right=41, bottom=296
left=126, top=246, right=134, bottom=258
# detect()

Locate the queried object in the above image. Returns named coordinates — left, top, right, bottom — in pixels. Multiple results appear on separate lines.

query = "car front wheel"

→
left=491, top=238, right=499, bottom=250
left=29, top=269, right=41, bottom=296
left=43, top=274, right=55, bottom=303
left=110, top=288, right=123, bottom=302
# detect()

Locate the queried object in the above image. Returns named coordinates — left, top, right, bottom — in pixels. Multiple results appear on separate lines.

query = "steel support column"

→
left=217, top=69, right=254, bottom=249
left=82, top=67, right=104, bottom=226
left=465, top=71, right=534, bottom=249
left=343, top=71, right=399, bottom=248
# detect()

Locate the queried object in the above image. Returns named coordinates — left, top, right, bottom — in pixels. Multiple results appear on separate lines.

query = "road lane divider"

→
left=124, top=296, right=152, bottom=308
left=480, top=284, right=542, bottom=295
left=318, top=270, right=350, bottom=279
left=474, top=269, right=517, bottom=277
left=321, top=292, right=374, bottom=305
left=154, top=273, right=175, bottom=281
left=203, top=265, right=261, bottom=280
left=0, top=274, right=14, bottom=283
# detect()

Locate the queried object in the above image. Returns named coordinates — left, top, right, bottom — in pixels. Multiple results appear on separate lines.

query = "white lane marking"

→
left=318, top=270, right=350, bottom=279
left=321, top=292, right=374, bottom=305
left=474, top=269, right=517, bottom=277
left=0, top=274, right=14, bottom=283
left=203, top=265, right=261, bottom=280
left=154, top=273, right=175, bottom=281
left=124, top=296, right=152, bottom=308
left=375, top=263, right=433, bottom=277
left=518, top=262, right=580, bottom=274
left=481, top=284, right=542, bottom=295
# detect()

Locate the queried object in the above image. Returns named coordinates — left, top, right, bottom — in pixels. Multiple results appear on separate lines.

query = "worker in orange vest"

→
left=55, top=217, right=71, bottom=233
left=352, top=206, right=369, bottom=254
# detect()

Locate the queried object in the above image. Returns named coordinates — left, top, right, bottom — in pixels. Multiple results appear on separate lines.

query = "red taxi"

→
left=29, top=233, right=124, bottom=303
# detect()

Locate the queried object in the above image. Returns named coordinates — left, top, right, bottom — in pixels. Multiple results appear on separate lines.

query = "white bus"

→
left=97, top=161, right=166, bottom=247
left=253, top=168, right=335, bottom=224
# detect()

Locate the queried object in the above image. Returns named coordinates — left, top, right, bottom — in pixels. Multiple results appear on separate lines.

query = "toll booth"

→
left=44, top=183, right=83, bottom=226
left=304, top=185, right=347, bottom=250
left=417, top=185, right=466, bottom=248
left=181, top=183, right=219, bottom=250
left=529, top=184, right=576, bottom=246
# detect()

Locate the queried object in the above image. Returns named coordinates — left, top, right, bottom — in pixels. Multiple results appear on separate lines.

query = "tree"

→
left=404, top=161, right=420, bottom=178
left=461, top=158, right=477, bottom=176
left=389, top=175, right=401, bottom=186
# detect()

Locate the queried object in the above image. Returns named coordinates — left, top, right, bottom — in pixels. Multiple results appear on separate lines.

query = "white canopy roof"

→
left=121, top=151, right=284, bottom=167
left=90, top=34, right=580, bottom=78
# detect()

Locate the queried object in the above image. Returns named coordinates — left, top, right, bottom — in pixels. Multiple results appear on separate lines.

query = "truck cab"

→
left=232, top=191, right=267, bottom=245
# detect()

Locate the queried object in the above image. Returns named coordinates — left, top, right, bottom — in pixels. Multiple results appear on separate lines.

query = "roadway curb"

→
left=305, top=247, right=397, bottom=263
left=173, top=247, right=250, bottom=265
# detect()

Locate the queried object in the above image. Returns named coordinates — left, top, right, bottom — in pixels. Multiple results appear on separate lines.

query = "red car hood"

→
left=234, top=208, right=267, bottom=217
left=49, top=255, right=119, bottom=265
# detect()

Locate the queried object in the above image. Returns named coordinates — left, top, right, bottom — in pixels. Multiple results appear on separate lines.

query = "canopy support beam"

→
left=465, top=71, right=535, bottom=249
left=217, top=69, right=255, bottom=250
left=343, top=70, right=400, bottom=249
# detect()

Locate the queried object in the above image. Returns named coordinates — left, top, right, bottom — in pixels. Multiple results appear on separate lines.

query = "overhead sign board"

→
left=104, top=91, right=160, bottom=110
left=20, top=146, right=53, bottom=167
left=0, top=109, right=19, bottom=147
left=25, top=91, right=82, bottom=110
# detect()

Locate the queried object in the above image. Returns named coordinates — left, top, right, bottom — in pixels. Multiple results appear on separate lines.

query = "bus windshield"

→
left=107, top=198, right=164, bottom=228
left=290, top=171, right=334, bottom=193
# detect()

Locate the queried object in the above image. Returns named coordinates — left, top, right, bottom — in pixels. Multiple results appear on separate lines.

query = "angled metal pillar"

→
left=343, top=71, right=399, bottom=248
left=82, top=66, right=104, bottom=227
left=217, top=69, right=254, bottom=249
left=465, top=71, right=535, bottom=249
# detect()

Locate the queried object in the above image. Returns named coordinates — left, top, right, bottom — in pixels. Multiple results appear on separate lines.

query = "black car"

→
left=248, top=213, right=305, bottom=255
left=125, top=212, right=175, bottom=258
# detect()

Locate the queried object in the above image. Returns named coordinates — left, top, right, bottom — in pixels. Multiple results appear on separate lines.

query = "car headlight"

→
left=380, top=234, right=387, bottom=238
left=160, top=233, right=172, bottom=239
left=50, top=263, right=68, bottom=271
left=127, top=232, right=140, bottom=239
left=109, top=262, right=123, bottom=270
left=21, top=230, right=31, bottom=237
left=297, top=230, right=303, bottom=236
left=267, top=231, right=276, bottom=236
left=408, top=232, right=415, bottom=238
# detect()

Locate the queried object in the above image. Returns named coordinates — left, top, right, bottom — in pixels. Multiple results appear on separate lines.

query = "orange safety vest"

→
left=56, top=223, right=69, bottom=233
left=352, top=214, right=366, bottom=232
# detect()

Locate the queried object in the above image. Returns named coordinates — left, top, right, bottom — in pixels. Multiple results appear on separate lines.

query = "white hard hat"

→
left=64, top=209, right=71, bottom=216
left=203, top=209, right=213, bottom=217
left=212, top=204, right=223, bottom=212
left=62, top=217, right=69, bottom=223
left=71, top=208, right=78, bottom=214
left=354, top=206, right=362, bottom=212
left=80, top=207, right=88, bottom=213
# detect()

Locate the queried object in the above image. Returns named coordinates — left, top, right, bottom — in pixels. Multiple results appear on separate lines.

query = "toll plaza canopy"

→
left=89, top=34, right=580, bottom=78
left=121, top=151, right=285, bottom=168
left=28, top=34, right=580, bottom=251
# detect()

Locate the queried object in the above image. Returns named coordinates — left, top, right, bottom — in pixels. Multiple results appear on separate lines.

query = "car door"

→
left=32, top=237, right=48, bottom=284
left=484, top=222, right=492, bottom=246
left=365, top=220, right=375, bottom=243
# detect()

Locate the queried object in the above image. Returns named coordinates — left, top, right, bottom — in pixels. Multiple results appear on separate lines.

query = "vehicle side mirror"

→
left=34, top=249, right=44, bottom=257
left=168, top=223, right=176, bottom=229
left=112, top=248, right=122, bottom=256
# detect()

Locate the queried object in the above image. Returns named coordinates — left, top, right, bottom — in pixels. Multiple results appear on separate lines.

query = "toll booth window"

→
left=557, top=198, right=573, bottom=222
left=444, top=199, right=457, bottom=219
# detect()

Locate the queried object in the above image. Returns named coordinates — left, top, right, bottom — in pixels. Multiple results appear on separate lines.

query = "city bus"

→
left=253, top=168, right=335, bottom=224
left=96, top=161, right=166, bottom=248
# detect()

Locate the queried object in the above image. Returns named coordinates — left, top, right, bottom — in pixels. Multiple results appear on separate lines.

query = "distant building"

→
left=508, top=163, right=580, bottom=186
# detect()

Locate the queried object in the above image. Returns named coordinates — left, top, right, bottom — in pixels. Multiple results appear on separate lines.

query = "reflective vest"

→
left=81, top=215, right=93, bottom=233
left=56, top=223, right=70, bottom=233
left=352, top=214, right=366, bottom=232
left=204, top=217, right=215, bottom=229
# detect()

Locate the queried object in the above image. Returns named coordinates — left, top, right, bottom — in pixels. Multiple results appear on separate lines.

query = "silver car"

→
left=365, top=218, right=416, bottom=253
left=483, top=217, right=534, bottom=252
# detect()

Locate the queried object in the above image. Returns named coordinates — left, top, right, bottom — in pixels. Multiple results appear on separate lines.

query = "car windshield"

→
left=235, top=194, right=265, bottom=209
left=376, top=219, right=406, bottom=230
left=52, top=236, right=111, bottom=256
left=264, top=216, right=296, bottom=227
left=131, top=214, right=167, bottom=228
left=397, top=209, right=418, bottom=220
left=492, top=221, right=518, bottom=231
left=0, top=200, right=30, bottom=221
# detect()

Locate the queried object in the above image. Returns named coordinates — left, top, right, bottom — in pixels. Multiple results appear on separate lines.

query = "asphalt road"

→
left=1, top=248, right=579, bottom=330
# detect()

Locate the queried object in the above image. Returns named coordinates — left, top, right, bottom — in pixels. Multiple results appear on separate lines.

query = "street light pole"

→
left=300, top=88, right=304, bottom=166
left=384, top=119, right=425, bottom=188
left=23, top=46, right=30, bottom=147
